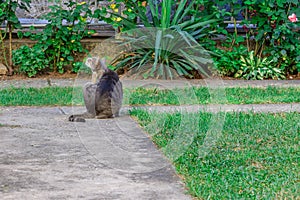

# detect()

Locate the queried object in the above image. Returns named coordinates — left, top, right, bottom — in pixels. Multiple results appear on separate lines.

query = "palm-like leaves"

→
left=104, top=0, right=218, bottom=79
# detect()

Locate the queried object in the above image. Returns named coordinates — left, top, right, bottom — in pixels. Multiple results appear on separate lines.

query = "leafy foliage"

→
left=242, top=0, right=300, bottom=74
left=205, top=0, right=300, bottom=79
left=112, top=28, right=213, bottom=79
left=13, top=1, right=94, bottom=77
left=98, top=0, right=218, bottom=79
left=214, top=0, right=300, bottom=78
left=5, top=0, right=300, bottom=79
left=213, top=47, right=286, bottom=80
left=212, top=46, right=248, bottom=77
left=236, top=51, right=285, bottom=80
left=13, top=45, right=49, bottom=77
left=0, top=0, right=30, bottom=29
left=0, top=0, right=31, bottom=74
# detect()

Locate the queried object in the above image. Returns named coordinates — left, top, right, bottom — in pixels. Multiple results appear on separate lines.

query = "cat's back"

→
left=96, top=69, right=122, bottom=97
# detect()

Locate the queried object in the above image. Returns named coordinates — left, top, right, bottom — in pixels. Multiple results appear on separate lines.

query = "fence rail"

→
left=2, top=1, right=251, bottom=37
left=16, top=0, right=110, bottom=19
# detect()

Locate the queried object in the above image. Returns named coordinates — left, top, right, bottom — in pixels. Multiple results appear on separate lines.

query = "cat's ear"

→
left=93, top=57, right=100, bottom=65
left=100, top=58, right=108, bottom=71
left=85, top=57, right=93, bottom=69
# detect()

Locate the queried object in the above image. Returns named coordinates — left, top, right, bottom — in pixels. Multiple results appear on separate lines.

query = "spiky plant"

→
left=98, top=0, right=218, bottom=79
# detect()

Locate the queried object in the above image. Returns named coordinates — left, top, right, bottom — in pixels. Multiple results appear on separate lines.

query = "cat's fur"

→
left=69, top=57, right=123, bottom=122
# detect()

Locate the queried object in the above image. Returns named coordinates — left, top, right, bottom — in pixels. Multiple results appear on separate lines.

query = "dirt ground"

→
left=2, top=72, right=300, bottom=81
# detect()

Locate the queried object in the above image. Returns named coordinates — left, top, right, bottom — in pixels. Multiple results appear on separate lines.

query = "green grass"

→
left=0, top=87, right=79, bottom=106
left=0, top=124, right=21, bottom=128
left=130, top=110, right=300, bottom=199
left=0, top=86, right=300, bottom=106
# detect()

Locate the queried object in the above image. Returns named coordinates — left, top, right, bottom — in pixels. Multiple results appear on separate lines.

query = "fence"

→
left=10, top=1, right=249, bottom=35
left=16, top=0, right=111, bottom=19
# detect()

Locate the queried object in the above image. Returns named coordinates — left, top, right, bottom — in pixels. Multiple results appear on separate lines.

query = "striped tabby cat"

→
left=69, top=57, right=123, bottom=122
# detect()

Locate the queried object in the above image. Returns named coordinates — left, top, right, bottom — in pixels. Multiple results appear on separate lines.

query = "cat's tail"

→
left=68, top=115, right=86, bottom=122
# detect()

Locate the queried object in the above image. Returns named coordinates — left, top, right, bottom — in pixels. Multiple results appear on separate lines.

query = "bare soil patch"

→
left=1, top=71, right=300, bottom=81
left=0, top=72, right=78, bottom=81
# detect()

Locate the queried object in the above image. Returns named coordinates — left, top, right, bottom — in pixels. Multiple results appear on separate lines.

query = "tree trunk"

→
left=0, top=31, right=9, bottom=68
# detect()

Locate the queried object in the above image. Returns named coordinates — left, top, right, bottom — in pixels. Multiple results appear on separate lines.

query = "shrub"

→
left=212, top=45, right=247, bottom=77
left=112, top=28, right=214, bottom=79
left=13, top=1, right=95, bottom=77
left=213, top=47, right=285, bottom=80
left=13, top=45, right=49, bottom=77
left=208, top=0, right=300, bottom=79
left=243, top=1, right=300, bottom=75
left=0, top=0, right=31, bottom=75
left=96, top=0, right=219, bottom=79
left=236, top=51, right=285, bottom=80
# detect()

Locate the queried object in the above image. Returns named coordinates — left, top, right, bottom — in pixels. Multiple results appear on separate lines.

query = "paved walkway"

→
left=123, top=103, right=300, bottom=113
left=0, top=79, right=299, bottom=199
left=1, top=77, right=300, bottom=89
left=0, top=106, right=190, bottom=200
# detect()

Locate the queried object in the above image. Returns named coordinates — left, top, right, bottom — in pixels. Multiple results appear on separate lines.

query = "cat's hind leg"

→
left=95, top=108, right=113, bottom=119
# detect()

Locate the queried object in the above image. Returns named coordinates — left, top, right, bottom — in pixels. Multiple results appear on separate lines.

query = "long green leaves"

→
left=153, top=30, right=162, bottom=70
left=161, top=0, right=172, bottom=28
left=172, top=0, right=189, bottom=26
left=109, top=0, right=219, bottom=79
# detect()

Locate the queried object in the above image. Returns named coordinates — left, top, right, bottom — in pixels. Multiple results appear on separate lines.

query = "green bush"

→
left=0, top=0, right=31, bottom=74
left=13, top=1, right=95, bottom=77
left=13, top=45, right=49, bottom=77
left=98, top=0, right=299, bottom=79
left=212, top=46, right=247, bottom=77
left=225, top=0, right=300, bottom=79
left=243, top=1, right=300, bottom=74
left=215, top=0, right=300, bottom=79
left=212, top=46, right=286, bottom=80
left=11, top=0, right=299, bottom=79
left=237, top=51, right=285, bottom=80
left=246, top=0, right=300, bottom=72
left=96, top=0, right=219, bottom=79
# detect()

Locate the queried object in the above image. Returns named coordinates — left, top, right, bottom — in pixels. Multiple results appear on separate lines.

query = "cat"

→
left=69, top=57, right=123, bottom=122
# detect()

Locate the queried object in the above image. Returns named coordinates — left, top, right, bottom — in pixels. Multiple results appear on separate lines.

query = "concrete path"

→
left=1, top=78, right=300, bottom=89
left=0, top=106, right=190, bottom=200
left=124, top=103, right=300, bottom=113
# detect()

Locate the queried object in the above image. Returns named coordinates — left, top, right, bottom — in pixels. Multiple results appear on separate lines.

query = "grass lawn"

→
left=130, top=110, right=300, bottom=199
left=0, top=86, right=300, bottom=106
left=0, top=87, right=76, bottom=106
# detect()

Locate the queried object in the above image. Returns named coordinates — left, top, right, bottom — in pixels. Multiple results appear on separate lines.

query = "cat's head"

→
left=85, top=57, right=108, bottom=73
left=86, top=57, right=108, bottom=83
